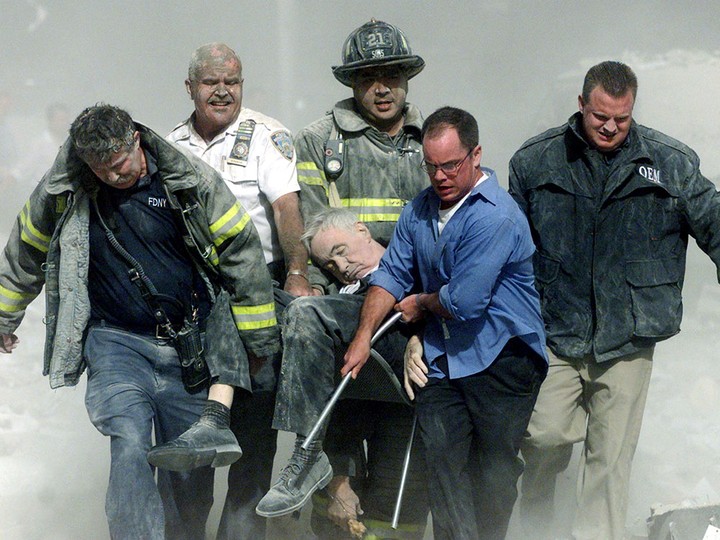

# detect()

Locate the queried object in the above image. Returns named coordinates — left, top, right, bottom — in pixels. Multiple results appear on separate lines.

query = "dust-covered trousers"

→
left=272, top=294, right=409, bottom=435
left=216, top=285, right=293, bottom=540
left=416, top=338, right=546, bottom=540
left=84, top=324, right=212, bottom=540
left=520, top=347, right=653, bottom=540
left=272, top=293, right=430, bottom=529
left=311, top=400, right=430, bottom=538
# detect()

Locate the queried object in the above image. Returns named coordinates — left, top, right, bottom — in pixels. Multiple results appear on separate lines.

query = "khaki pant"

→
left=519, top=347, right=653, bottom=540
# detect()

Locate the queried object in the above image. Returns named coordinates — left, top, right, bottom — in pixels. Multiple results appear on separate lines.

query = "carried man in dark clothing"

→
left=256, top=207, right=429, bottom=539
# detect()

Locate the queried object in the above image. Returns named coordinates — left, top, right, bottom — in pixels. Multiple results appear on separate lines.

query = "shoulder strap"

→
left=329, top=120, right=340, bottom=142
left=90, top=195, right=182, bottom=337
left=324, top=119, right=344, bottom=208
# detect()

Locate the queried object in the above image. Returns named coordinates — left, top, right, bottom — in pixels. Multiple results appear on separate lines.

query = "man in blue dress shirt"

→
left=345, top=106, right=549, bottom=540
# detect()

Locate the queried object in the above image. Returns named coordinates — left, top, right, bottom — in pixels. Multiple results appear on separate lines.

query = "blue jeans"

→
left=415, top=339, right=546, bottom=540
left=84, top=324, right=213, bottom=540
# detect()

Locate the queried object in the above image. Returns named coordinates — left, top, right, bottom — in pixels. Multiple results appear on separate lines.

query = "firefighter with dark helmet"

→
left=331, top=18, right=425, bottom=88
left=256, top=18, right=430, bottom=539
left=296, top=18, right=428, bottom=256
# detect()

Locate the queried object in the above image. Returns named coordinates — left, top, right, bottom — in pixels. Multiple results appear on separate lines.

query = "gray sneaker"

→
left=147, top=418, right=242, bottom=472
left=255, top=449, right=332, bottom=518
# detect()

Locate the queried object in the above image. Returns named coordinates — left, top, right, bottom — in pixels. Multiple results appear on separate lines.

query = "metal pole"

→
left=371, top=312, right=403, bottom=347
left=302, top=311, right=403, bottom=450
left=301, top=372, right=352, bottom=449
left=392, top=414, right=417, bottom=529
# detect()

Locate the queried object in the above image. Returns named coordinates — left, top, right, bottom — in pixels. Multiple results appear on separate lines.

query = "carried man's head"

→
left=70, top=104, right=145, bottom=190
left=302, top=207, right=385, bottom=285
left=421, top=106, right=483, bottom=210
left=186, top=42, right=244, bottom=142
left=578, top=60, right=637, bottom=153
left=333, top=19, right=424, bottom=135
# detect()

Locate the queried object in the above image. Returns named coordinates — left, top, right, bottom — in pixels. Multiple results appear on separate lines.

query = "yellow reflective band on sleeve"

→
left=341, top=197, right=406, bottom=222
left=210, top=202, right=251, bottom=247
left=0, top=284, right=34, bottom=313
left=20, top=202, right=51, bottom=253
left=296, top=161, right=326, bottom=187
left=231, top=302, right=277, bottom=330
left=55, top=195, right=67, bottom=214
left=207, top=246, right=219, bottom=267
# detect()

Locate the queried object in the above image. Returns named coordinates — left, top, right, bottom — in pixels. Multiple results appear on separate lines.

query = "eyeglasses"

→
left=421, top=149, right=473, bottom=176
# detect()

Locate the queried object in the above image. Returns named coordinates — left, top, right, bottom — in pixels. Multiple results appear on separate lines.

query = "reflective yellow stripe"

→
left=0, top=284, right=34, bottom=312
left=19, top=202, right=51, bottom=253
left=207, top=246, right=219, bottom=267
left=55, top=195, right=67, bottom=214
left=341, top=197, right=406, bottom=222
left=363, top=517, right=426, bottom=534
left=232, top=302, right=277, bottom=330
left=296, top=161, right=326, bottom=187
left=210, top=202, right=250, bottom=247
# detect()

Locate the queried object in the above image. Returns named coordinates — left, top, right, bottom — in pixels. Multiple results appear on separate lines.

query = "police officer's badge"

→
left=270, top=130, right=294, bottom=161
left=232, top=141, right=249, bottom=159
left=227, top=119, right=256, bottom=167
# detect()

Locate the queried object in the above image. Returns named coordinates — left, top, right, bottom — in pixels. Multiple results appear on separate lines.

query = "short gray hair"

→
left=188, top=42, right=241, bottom=82
left=69, top=103, right=135, bottom=165
left=301, top=207, right=360, bottom=252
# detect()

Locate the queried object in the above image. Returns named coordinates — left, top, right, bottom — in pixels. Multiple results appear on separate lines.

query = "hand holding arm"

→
left=394, top=294, right=426, bottom=323
left=395, top=292, right=452, bottom=322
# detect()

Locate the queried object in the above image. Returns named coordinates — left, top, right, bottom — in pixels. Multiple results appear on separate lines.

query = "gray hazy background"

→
left=1, top=1, right=719, bottom=538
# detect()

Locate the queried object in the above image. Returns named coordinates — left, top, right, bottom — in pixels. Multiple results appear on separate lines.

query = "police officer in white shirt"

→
left=165, top=42, right=312, bottom=540
left=168, top=42, right=312, bottom=297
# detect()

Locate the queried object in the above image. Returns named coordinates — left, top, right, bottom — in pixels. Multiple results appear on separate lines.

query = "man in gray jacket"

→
left=0, top=104, right=278, bottom=540
left=509, top=60, right=720, bottom=540
left=295, top=18, right=428, bottom=289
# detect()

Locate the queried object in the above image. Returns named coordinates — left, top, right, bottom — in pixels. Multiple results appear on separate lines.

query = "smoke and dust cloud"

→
left=1, top=1, right=719, bottom=538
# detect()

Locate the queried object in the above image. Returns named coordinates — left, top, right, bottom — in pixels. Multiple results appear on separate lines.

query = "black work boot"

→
left=147, top=401, right=241, bottom=472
